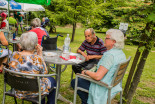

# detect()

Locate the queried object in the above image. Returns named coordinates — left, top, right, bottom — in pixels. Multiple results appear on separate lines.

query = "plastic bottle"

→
left=63, top=34, right=70, bottom=52
left=62, top=34, right=70, bottom=59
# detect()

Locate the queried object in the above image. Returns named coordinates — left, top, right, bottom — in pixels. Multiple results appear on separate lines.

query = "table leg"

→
left=55, top=64, right=72, bottom=104
left=13, top=43, right=15, bottom=52
left=56, top=64, right=61, bottom=97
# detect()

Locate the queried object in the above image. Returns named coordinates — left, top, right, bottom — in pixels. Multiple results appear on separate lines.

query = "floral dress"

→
left=9, top=52, right=51, bottom=99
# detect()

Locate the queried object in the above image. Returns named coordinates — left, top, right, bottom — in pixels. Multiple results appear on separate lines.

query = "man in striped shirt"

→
left=72, top=28, right=107, bottom=73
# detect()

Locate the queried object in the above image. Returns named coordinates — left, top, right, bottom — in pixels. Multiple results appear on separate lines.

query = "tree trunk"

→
left=126, top=22, right=155, bottom=104
left=71, top=22, right=76, bottom=42
left=123, top=45, right=141, bottom=100
left=123, top=22, right=152, bottom=102
left=126, top=47, right=150, bottom=104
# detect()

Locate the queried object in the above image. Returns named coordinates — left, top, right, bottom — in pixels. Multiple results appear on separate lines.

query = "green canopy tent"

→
left=14, top=0, right=51, bottom=5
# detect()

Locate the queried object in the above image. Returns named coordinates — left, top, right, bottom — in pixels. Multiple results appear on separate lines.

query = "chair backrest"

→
left=111, top=56, right=131, bottom=87
left=41, top=35, right=58, bottom=51
left=4, top=72, right=39, bottom=91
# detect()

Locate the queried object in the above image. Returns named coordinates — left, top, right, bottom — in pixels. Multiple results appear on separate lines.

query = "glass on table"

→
left=55, top=52, right=62, bottom=61
left=62, top=52, right=70, bottom=60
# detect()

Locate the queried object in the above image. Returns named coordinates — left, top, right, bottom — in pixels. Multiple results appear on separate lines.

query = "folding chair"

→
left=2, top=67, right=57, bottom=104
left=73, top=56, right=131, bottom=104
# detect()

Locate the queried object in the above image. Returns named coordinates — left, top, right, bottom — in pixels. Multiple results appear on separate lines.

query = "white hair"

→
left=31, top=18, right=41, bottom=27
left=20, top=32, right=38, bottom=51
left=106, top=29, right=124, bottom=49
left=84, top=28, right=95, bottom=35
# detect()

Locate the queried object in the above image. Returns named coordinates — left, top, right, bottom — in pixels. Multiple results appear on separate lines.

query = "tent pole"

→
left=7, top=0, right=10, bottom=39
left=27, top=12, right=28, bottom=26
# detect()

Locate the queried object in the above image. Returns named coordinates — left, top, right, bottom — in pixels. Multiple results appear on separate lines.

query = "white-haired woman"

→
left=71, top=29, right=126, bottom=104
left=9, top=32, right=56, bottom=104
left=29, top=18, right=48, bottom=45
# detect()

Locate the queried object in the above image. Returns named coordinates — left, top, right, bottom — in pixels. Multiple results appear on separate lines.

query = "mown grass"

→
left=0, top=26, right=154, bottom=104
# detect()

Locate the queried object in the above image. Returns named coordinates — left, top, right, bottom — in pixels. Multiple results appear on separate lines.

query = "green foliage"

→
left=45, top=0, right=96, bottom=26
left=1, top=27, right=155, bottom=104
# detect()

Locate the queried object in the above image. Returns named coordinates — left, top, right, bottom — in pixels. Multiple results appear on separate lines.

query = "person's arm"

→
left=86, top=55, right=102, bottom=60
left=81, top=66, right=108, bottom=81
left=36, top=44, right=43, bottom=56
left=0, top=32, right=8, bottom=45
left=36, top=44, right=48, bottom=74
left=77, top=49, right=87, bottom=58
left=81, top=54, right=114, bottom=81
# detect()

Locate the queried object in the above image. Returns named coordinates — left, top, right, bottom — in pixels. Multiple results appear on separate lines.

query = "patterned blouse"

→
left=9, top=52, right=51, bottom=99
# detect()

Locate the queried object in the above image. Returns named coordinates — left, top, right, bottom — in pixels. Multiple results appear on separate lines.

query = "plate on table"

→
left=44, top=52, right=57, bottom=57
left=15, top=37, right=20, bottom=41
left=69, top=53, right=79, bottom=56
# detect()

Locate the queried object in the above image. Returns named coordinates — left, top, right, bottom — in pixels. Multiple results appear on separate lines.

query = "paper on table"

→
left=44, top=52, right=57, bottom=57
left=68, top=59, right=82, bottom=64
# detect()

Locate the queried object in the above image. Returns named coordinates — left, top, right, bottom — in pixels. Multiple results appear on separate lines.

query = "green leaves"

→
left=147, top=13, right=155, bottom=22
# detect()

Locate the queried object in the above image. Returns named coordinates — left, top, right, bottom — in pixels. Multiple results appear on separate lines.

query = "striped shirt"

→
left=79, top=36, right=107, bottom=55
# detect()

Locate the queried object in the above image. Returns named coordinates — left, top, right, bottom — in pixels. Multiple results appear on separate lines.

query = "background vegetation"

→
left=0, top=0, right=154, bottom=104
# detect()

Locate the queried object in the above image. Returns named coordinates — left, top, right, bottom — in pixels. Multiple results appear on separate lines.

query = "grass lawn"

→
left=0, top=26, right=154, bottom=104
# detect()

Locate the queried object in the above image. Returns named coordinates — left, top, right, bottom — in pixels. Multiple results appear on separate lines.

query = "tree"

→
left=46, top=0, right=96, bottom=42
left=123, top=2, right=155, bottom=104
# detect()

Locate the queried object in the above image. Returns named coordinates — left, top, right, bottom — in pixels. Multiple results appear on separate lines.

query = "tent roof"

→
left=14, top=0, right=50, bottom=6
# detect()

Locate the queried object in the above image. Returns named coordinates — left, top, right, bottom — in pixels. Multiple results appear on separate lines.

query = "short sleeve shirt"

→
left=14, top=12, right=22, bottom=22
left=79, top=36, right=106, bottom=55
left=7, top=17, right=17, bottom=25
left=30, top=27, right=47, bottom=45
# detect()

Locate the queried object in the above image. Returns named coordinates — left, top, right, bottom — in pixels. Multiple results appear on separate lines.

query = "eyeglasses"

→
left=105, top=38, right=111, bottom=40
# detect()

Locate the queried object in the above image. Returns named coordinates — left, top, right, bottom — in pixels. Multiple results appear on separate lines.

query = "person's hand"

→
left=36, top=44, right=43, bottom=56
left=81, top=70, right=85, bottom=74
left=85, top=56, right=89, bottom=61
left=85, top=55, right=94, bottom=61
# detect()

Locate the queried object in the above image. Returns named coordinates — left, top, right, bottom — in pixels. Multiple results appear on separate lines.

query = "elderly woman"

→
left=71, top=29, right=126, bottom=104
left=29, top=18, right=48, bottom=45
left=9, top=32, right=56, bottom=104
left=0, top=31, right=12, bottom=73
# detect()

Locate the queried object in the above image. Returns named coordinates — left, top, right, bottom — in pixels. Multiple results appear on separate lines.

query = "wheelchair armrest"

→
left=76, top=73, right=109, bottom=88
left=57, top=34, right=63, bottom=37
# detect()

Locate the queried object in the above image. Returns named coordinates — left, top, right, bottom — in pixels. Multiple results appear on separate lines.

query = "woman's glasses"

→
left=105, top=38, right=111, bottom=40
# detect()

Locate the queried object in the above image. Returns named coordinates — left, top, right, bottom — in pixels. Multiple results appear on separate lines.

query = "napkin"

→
left=59, top=55, right=76, bottom=61
left=60, top=55, right=82, bottom=64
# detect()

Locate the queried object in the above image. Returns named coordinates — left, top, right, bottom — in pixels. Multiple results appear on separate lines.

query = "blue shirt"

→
left=88, top=48, right=126, bottom=104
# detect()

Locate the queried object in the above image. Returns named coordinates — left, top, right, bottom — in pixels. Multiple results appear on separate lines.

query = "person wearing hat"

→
left=0, top=12, right=8, bottom=29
